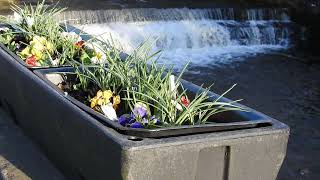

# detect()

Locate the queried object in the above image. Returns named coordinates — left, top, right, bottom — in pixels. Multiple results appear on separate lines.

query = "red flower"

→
left=26, top=55, right=37, bottom=66
left=181, top=96, right=189, bottom=107
left=75, top=40, right=85, bottom=48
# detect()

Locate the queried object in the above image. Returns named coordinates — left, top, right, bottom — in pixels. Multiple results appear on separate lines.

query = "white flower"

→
left=101, top=103, right=118, bottom=121
left=87, top=42, right=107, bottom=64
left=51, top=59, right=59, bottom=66
left=90, top=56, right=99, bottom=64
left=13, top=12, right=22, bottom=24
left=61, top=32, right=82, bottom=43
left=0, top=27, right=10, bottom=32
left=25, top=17, right=34, bottom=28
left=171, top=100, right=183, bottom=111
left=169, top=75, right=176, bottom=99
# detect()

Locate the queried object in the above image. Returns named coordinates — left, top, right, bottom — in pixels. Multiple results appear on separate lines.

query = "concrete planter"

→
left=0, top=40, right=289, bottom=180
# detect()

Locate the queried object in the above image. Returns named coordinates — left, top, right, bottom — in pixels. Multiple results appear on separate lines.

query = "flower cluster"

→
left=90, top=90, right=121, bottom=121
left=90, top=90, right=120, bottom=109
left=0, top=1, right=114, bottom=67
left=118, top=103, right=160, bottom=128
left=1, top=2, right=245, bottom=130
left=13, top=12, right=34, bottom=28
left=20, top=36, right=54, bottom=66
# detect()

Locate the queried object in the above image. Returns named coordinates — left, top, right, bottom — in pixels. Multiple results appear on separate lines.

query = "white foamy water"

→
left=77, top=19, right=290, bottom=69
left=70, top=8, right=292, bottom=69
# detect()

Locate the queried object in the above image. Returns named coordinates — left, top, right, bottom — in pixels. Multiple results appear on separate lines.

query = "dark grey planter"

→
left=0, top=43, right=290, bottom=180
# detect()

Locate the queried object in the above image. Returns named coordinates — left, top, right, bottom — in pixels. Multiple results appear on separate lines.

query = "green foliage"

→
left=72, top=39, right=247, bottom=127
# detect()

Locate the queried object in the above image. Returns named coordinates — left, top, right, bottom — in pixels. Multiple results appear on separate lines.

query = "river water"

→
left=68, top=8, right=293, bottom=70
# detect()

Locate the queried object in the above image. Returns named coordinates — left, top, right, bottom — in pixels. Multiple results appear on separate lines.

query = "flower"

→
left=61, top=32, right=82, bottom=44
left=101, top=103, right=118, bottom=121
left=0, top=27, right=10, bottom=32
left=169, top=75, right=176, bottom=98
left=13, top=12, right=22, bottom=24
left=113, top=95, right=121, bottom=109
left=118, top=115, right=129, bottom=126
left=130, top=121, right=143, bottom=128
left=51, top=59, right=60, bottom=66
left=91, top=51, right=107, bottom=64
left=87, top=42, right=107, bottom=64
left=90, top=90, right=113, bottom=108
left=133, top=102, right=148, bottom=118
left=27, top=36, right=54, bottom=60
left=181, top=96, right=189, bottom=107
left=75, top=40, right=85, bottom=48
left=171, top=99, right=183, bottom=111
left=103, top=90, right=113, bottom=100
left=20, top=46, right=31, bottom=57
left=151, top=116, right=161, bottom=125
left=31, top=36, right=54, bottom=52
left=25, top=17, right=34, bottom=28
left=25, top=55, right=38, bottom=66
left=90, top=97, right=98, bottom=108
left=142, top=118, right=148, bottom=125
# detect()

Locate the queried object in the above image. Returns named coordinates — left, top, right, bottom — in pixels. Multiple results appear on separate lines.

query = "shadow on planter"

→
left=34, top=67, right=272, bottom=138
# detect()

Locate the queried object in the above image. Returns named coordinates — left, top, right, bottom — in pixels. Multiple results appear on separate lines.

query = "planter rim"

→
left=33, top=67, right=273, bottom=138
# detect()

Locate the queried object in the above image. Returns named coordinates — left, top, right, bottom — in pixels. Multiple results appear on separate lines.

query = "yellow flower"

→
left=90, top=90, right=115, bottom=109
left=20, top=46, right=31, bottom=57
left=90, top=97, right=97, bottom=108
left=46, top=41, right=54, bottom=54
left=96, top=90, right=103, bottom=98
left=30, top=36, right=54, bottom=56
left=113, top=95, right=120, bottom=106
left=103, top=90, right=113, bottom=100
left=31, top=36, right=46, bottom=51
left=31, top=48, right=43, bottom=60
left=97, top=98, right=104, bottom=106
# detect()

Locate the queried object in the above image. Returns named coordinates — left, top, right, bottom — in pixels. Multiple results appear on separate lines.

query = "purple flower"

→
left=128, top=114, right=136, bottom=124
left=133, top=106, right=147, bottom=118
left=143, top=118, right=148, bottom=125
left=15, top=43, right=21, bottom=50
left=151, top=116, right=161, bottom=125
left=118, top=115, right=128, bottom=126
left=130, top=121, right=143, bottom=128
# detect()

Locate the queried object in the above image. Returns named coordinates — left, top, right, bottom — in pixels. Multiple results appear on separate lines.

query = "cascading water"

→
left=59, top=8, right=293, bottom=68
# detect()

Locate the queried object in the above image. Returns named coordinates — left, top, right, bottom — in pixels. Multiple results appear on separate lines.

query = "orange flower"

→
left=75, top=40, right=85, bottom=48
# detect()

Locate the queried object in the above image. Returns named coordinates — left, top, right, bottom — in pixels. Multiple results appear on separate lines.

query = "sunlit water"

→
left=68, top=8, right=293, bottom=69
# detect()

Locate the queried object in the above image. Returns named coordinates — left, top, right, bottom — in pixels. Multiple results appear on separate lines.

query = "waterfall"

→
left=59, top=8, right=294, bottom=68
